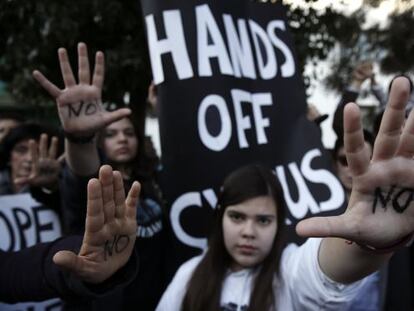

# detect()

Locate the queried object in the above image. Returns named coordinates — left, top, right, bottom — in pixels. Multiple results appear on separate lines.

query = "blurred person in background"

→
left=0, top=110, right=25, bottom=143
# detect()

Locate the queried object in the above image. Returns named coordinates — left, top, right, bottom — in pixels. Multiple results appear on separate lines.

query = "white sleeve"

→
left=155, top=255, right=203, bottom=311
left=281, top=238, right=366, bottom=311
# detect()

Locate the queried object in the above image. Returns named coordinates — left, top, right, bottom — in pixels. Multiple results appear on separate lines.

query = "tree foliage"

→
left=0, top=0, right=413, bottom=120
left=0, top=0, right=150, bottom=126
left=324, top=1, right=414, bottom=92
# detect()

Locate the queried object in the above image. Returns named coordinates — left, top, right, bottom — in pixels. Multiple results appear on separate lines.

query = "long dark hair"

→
left=182, top=164, right=286, bottom=311
left=97, top=113, right=159, bottom=180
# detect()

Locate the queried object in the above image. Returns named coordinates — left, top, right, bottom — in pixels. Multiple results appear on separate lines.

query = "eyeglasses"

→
left=337, top=155, right=348, bottom=166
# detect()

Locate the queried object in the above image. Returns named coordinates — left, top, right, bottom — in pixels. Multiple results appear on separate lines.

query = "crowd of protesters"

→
left=0, top=42, right=413, bottom=311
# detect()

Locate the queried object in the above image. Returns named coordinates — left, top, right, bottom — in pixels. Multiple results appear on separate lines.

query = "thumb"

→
left=103, top=108, right=132, bottom=127
left=53, top=250, right=81, bottom=272
left=57, top=153, right=66, bottom=164
left=14, top=177, right=29, bottom=186
left=296, top=215, right=349, bottom=239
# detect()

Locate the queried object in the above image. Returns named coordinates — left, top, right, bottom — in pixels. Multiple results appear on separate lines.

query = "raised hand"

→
left=52, top=165, right=140, bottom=283
left=33, top=42, right=131, bottom=137
left=14, top=134, right=63, bottom=189
left=351, top=62, right=373, bottom=85
left=297, top=77, right=414, bottom=249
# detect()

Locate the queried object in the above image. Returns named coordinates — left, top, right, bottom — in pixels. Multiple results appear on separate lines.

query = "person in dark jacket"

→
left=33, top=42, right=166, bottom=310
left=0, top=165, right=140, bottom=305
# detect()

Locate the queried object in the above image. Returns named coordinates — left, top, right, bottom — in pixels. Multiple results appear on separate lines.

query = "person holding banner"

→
left=0, top=165, right=140, bottom=305
left=33, top=42, right=166, bottom=310
left=155, top=76, right=414, bottom=310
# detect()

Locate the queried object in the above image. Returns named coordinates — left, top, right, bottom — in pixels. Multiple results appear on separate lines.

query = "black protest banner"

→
left=0, top=194, right=62, bottom=311
left=140, top=0, right=346, bottom=273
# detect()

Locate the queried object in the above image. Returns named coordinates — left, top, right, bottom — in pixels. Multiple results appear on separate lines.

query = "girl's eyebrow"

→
left=256, top=214, right=276, bottom=218
left=226, top=209, right=245, bottom=215
left=227, top=209, right=276, bottom=218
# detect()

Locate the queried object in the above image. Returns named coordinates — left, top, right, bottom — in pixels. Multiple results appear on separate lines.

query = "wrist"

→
left=346, top=233, right=414, bottom=254
left=63, top=130, right=96, bottom=144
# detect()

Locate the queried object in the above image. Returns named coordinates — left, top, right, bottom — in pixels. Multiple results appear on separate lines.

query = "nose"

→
left=241, top=220, right=256, bottom=239
left=22, top=150, right=32, bottom=163
left=19, top=152, right=33, bottom=171
left=117, top=132, right=128, bottom=142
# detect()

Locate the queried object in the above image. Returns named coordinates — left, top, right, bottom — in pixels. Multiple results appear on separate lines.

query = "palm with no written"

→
left=298, top=77, right=414, bottom=249
left=53, top=165, right=140, bottom=284
left=33, top=42, right=131, bottom=137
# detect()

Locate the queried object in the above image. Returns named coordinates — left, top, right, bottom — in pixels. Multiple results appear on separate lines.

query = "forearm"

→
left=0, top=242, right=57, bottom=303
left=59, top=165, right=94, bottom=234
left=65, top=139, right=100, bottom=176
left=318, top=237, right=391, bottom=284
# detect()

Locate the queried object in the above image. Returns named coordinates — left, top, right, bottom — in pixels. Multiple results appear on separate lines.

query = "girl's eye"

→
left=104, top=131, right=116, bottom=138
left=257, top=216, right=272, bottom=226
left=228, top=212, right=244, bottom=222
left=124, top=129, right=136, bottom=137
left=13, top=145, right=29, bottom=154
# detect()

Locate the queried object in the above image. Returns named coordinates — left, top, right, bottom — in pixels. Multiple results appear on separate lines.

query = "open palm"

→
left=33, top=43, right=131, bottom=136
left=298, top=77, right=414, bottom=249
left=53, top=165, right=140, bottom=283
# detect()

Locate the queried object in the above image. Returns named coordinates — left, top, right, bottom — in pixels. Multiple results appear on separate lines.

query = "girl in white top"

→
left=157, top=77, right=414, bottom=311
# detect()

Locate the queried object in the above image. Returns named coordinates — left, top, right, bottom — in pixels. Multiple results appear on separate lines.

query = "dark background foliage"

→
left=0, top=0, right=413, bottom=123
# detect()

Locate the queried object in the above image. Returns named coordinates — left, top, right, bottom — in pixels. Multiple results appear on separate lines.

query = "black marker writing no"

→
left=373, top=186, right=414, bottom=214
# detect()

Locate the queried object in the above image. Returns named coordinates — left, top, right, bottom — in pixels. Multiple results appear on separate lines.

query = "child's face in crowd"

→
left=10, top=139, right=34, bottom=183
left=103, top=118, right=138, bottom=164
left=0, top=119, right=20, bottom=142
left=223, top=195, right=278, bottom=271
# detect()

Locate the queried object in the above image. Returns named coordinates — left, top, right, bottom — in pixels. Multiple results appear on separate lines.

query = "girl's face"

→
left=222, top=195, right=278, bottom=271
left=103, top=118, right=138, bottom=164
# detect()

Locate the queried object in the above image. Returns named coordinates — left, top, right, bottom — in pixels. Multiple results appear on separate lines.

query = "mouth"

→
left=116, top=147, right=130, bottom=154
left=237, top=245, right=257, bottom=254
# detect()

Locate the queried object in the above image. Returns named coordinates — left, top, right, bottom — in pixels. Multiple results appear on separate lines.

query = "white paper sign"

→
left=0, top=193, right=63, bottom=310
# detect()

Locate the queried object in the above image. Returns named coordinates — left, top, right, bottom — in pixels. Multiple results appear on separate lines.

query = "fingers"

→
left=58, top=48, right=76, bottom=87
left=53, top=250, right=101, bottom=284
left=39, top=134, right=48, bottom=158
left=343, top=103, right=370, bottom=176
left=296, top=215, right=349, bottom=239
left=397, top=84, right=414, bottom=158
left=78, top=42, right=91, bottom=85
left=28, top=139, right=39, bottom=178
left=92, top=51, right=105, bottom=90
left=85, top=178, right=104, bottom=234
left=53, top=250, right=80, bottom=272
left=113, top=171, right=126, bottom=218
left=14, top=177, right=29, bottom=186
left=373, top=77, right=411, bottom=161
left=57, top=153, right=66, bottom=163
left=102, top=108, right=132, bottom=127
left=32, top=70, right=61, bottom=98
left=48, top=136, right=59, bottom=159
left=36, top=133, right=58, bottom=163
left=99, top=165, right=115, bottom=224
left=126, top=181, right=140, bottom=220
